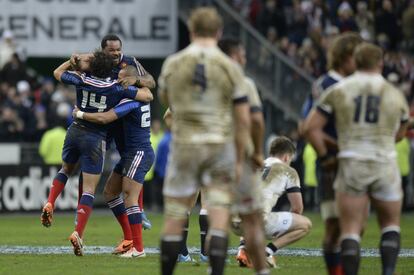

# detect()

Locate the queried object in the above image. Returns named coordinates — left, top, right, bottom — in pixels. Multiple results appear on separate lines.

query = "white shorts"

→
left=334, top=158, right=402, bottom=202
left=264, top=211, right=293, bottom=239
left=163, top=142, right=235, bottom=198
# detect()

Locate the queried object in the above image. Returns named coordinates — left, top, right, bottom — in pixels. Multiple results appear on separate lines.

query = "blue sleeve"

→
left=119, top=85, right=138, bottom=99
left=113, top=100, right=141, bottom=118
left=61, top=71, right=82, bottom=86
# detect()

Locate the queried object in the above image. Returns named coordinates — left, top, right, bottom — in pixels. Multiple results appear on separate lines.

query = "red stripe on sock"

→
left=47, top=179, right=65, bottom=207
left=131, top=223, right=143, bottom=251
left=329, top=265, right=344, bottom=275
left=75, top=204, right=92, bottom=238
left=117, top=213, right=133, bottom=240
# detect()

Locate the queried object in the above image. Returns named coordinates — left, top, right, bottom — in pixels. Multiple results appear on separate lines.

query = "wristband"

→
left=76, top=111, right=84, bottom=119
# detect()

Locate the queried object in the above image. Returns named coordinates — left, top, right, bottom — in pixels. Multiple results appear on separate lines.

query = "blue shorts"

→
left=62, top=123, right=106, bottom=174
left=120, top=148, right=154, bottom=184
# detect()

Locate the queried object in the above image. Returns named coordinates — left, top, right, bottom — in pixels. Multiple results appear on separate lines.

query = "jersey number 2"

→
left=353, top=95, right=380, bottom=123
left=141, top=105, right=151, bottom=127
left=81, top=91, right=107, bottom=112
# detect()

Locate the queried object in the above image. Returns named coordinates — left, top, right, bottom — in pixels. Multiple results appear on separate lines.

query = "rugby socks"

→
left=208, top=229, right=229, bottom=275
left=75, top=192, right=94, bottom=238
left=108, top=197, right=132, bottom=240
left=161, top=235, right=182, bottom=275
left=265, top=243, right=278, bottom=256
left=199, top=209, right=209, bottom=256
left=48, top=169, right=69, bottom=207
left=340, top=234, right=361, bottom=275
left=126, top=206, right=143, bottom=251
left=323, top=249, right=342, bottom=275
left=179, top=213, right=190, bottom=256
left=380, top=226, right=400, bottom=275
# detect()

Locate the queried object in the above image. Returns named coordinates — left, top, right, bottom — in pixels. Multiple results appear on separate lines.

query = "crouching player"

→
left=73, top=67, right=154, bottom=258
left=234, top=136, right=312, bottom=268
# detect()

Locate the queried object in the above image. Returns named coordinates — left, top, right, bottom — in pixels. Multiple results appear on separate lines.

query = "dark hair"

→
left=218, top=38, right=241, bottom=56
left=89, top=51, right=114, bottom=78
left=269, top=136, right=296, bottom=157
left=101, top=34, right=122, bottom=49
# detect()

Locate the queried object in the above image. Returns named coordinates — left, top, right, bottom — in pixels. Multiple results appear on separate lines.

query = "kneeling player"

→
left=234, top=137, right=312, bottom=267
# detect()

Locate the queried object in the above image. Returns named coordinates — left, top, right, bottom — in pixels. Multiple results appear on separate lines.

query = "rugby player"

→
left=218, top=38, right=268, bottom=272
left=157, top=7, right=251, bottom=275
left=305, top=43, right=409, bottom=275
left=232, top=137, right=312, bottom=268
left=73, top=66, right=154, bottom=258
left=50, top=51, right=153, bottom=256
left=301, top=32, right=363, bottom=275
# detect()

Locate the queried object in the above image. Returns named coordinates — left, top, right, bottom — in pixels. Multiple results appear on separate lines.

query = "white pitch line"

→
left=1, top=246, right=414, bottom=257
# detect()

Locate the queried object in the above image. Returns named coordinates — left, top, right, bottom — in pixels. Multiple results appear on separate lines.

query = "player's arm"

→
left=122, top=86, right=153, bottom=102
left=157, top=57, right=173, bottom=106
left=250, top=106, right=265, bottom=168
left=118, top=58, right=156, bottom=89
left=304, top=109, right=329, bottom=157
left=53, top=60, right=73, bottom=82
left=73, top=100, right=141, bottom=125
left=233, top=98, right=251, bottom=177
left=287, top=190, right=303, bottom=214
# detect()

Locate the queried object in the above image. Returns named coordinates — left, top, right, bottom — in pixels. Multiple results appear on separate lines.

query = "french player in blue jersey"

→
left=73, top=67, right=154, bottom=257
left=41, top=52, right=153, bottom=257
left=302, top=33, right=362, bottom=275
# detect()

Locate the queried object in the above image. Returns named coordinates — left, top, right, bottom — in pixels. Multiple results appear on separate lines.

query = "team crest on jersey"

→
left=120, top=62, right=127, bottom=69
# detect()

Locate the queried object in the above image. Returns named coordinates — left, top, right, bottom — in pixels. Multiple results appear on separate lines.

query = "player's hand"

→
left=318, top=154, right=338, bottom=171
left=72, top=106, right=80, bottom=119
left=118, top=76, right=138, bottom=89
left=251, top=153, right=264, bottom=170
left=70, top=53, right=80, bottom=69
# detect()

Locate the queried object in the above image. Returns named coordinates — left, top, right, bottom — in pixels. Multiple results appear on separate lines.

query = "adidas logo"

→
left=77, top=208, right=86, bottom=214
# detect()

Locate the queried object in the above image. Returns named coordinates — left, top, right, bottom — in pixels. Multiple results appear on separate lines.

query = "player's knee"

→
left=164, top=199, right=189, bottom=220
left=205, top=188, right=231, bottom=209
left=301, top=216, right=312, bottom=233
left=61, top=163, right=74, bottom=175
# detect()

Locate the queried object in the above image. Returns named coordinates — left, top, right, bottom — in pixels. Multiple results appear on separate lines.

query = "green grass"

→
left=0, top=211, right=413, bottom=275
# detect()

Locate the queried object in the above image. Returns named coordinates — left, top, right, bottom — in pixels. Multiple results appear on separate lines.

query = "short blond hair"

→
left=327, top=32, right=362, bottom=70
left=188, top=7, right=223, bottom=38
left=354, top=43, right=383, bottom=70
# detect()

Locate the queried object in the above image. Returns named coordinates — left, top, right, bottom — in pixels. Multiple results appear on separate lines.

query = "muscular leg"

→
left=240, top=211, right=267, bottom=272
left=178, top=191, right=199, bottom=259
left=161, top=196, right=195, bottom=275
left=75, top=172, right=101, bottom=238
left=199, top=188, right=209, bottom=258
left=336, top=192, right=370, bottom=275
left=372, top=197, right=402, bottom=275
left=105, top=171, right=133, bottom=249
left=272, top=214, right=312, bottom=249
left=122, top=177, right=144, bottom=252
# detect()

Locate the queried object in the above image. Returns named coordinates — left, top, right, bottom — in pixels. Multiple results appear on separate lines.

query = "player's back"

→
left=261, top=157, right=300, bottom=215
left=326, top=72, right=409, bottom=160
left=162, top=43, right=245, bottom=144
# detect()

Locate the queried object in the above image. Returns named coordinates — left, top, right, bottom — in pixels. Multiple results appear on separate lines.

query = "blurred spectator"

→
left=38, top=103, right=70, bottom=165
left=335, top=1, right=358, bottom=33
left=0, top=53, right=28, bottom=86
left=0, top=30, right=17, bottom=69
left=303, top=143, right=318, bottom=211
left=396, top=137, right=411, bottom=210
left=375, top=0, right=400, bottom=49
left=355, top=1, right=375, bottom=41
left=0, top=105, right=24, bottom=141
left=257, top=0, right=287, bottom=38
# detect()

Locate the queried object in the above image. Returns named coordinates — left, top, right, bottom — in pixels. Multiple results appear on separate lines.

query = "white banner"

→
left=0, top=0, right=177, bottom=58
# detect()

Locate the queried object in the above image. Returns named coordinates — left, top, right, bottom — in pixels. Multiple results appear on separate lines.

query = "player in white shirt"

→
left=305, top=43, right=409, bottom=275
left=233, top=136, right=312, bottom=268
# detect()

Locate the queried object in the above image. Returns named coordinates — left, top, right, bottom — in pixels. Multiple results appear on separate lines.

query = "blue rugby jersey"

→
left=302, top=70, right=343, bottom=139
left=113, top=99, right=152, bottom=151
left=110, top=54, right=147, bottom=79
left=61, top=71, right=138, bottom=135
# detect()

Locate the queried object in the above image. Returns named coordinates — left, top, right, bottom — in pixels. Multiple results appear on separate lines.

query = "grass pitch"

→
left=0, top=210, right=413, bottom=275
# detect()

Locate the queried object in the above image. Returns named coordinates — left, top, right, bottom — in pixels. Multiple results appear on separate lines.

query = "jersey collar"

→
left=264, top=157, right=283, bottom=166
left=327, top=70, right=344, bottom=82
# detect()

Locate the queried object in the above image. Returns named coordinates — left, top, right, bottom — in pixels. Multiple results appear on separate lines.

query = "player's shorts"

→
left=62, top=123, right=106, bottom=174
left=334, top=158, right=402, bottom=201
left=121, top=148, right=155, bottom=183
left=264, top=211, right=293, bottom=239
left=163, top=142, right=235, bottom=199
left=316, top=160, right=338, bottom=220
left=232, top=159, right=263, bottom=215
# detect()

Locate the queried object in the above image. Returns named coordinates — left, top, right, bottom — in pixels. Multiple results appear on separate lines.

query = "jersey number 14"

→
left=81, top=91, right=107, bottom=112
